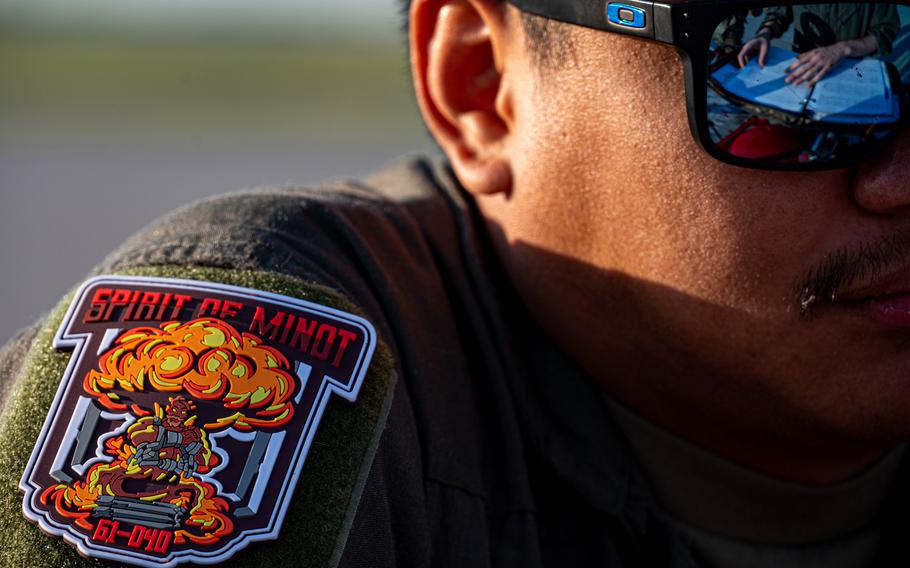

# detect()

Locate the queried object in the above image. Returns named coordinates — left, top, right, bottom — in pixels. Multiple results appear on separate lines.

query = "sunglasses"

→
left=506, top=0, right=910, bottom=171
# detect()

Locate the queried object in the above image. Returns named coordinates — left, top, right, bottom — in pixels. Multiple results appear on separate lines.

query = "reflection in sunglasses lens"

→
left=707, top=3, right=908, bottom=165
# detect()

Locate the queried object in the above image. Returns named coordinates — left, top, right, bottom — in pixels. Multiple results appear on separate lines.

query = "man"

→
left=1, top=1, right=909, bottom=567
left=737, top=3, right=900, bottom=85
left=714, top=9, right=766, bottom=55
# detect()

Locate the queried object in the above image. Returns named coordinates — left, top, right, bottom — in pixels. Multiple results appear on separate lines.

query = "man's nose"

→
left=852, top=128, right=910, bottom=214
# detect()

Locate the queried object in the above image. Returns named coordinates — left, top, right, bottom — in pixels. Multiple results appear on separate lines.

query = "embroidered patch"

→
left=19, top=275, right=376, bottom=567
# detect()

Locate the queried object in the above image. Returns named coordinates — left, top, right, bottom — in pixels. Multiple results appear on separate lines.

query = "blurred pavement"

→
left=0, top=1, right=435, bottom=342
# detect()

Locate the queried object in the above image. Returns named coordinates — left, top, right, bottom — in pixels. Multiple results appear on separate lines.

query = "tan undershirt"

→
left=605, top=397, right=907, bottom=568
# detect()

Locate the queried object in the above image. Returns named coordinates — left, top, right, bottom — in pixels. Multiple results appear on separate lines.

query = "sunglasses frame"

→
left=506, top=0, right=910, bottom=171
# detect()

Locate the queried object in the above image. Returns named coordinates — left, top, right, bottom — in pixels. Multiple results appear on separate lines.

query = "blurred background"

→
left=0, top=0, right=434, bottom=343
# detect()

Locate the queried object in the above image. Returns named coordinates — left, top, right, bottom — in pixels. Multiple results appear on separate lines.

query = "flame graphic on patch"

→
left=41, top=397, right=234, bottom=546
left=40, top=319, right=299, bottom=548
left=85, top=318, right=296, bottom=430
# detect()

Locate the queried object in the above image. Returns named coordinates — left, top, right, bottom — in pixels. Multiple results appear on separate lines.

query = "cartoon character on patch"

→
left=40, top=318, right=297, bottom=549
left=132, top=396, right=205, bottom=477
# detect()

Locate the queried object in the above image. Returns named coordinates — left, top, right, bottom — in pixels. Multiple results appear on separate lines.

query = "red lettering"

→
left=130, top=291, right=160, bottom=320
left=250, top=306, right=284, bottom=340
left=198, top=297, right=222, bottom=317
left=155, top=293, right=173, bottom=320
left=121, top=290, right=142, bottom=320
left=84, top=304, right=105, bottom=323
left=220, top=300, right=243, bottom=319
left=92, top=519, right=119, bottom=544
left=91, top=288, right=113, bottom=305
left=290, top=318, right=318, bottom=352
left=101, top=289, right=132, bottom=322
left=84, top=287, right=113, bottom=323
left=127, top=524, right=145, bottom=548
left=154, top=530, right=172, bottom=553
left=111, top=289, right=131, bottom=305
left=249, top=307, right=357, bottom=367
left=331, top=329, right=358, bottom=368
left=279, top=314, right=296, bottom=344
left=141, top=291, right=161, bottom=305
left=123, top=524, right=172, bottom=554
left=143, top=527, right=160, bottom=552
left=169, top=294, right=192, bottom=319
left=311, top=324, right=337, bottom=361
left=85, top=288, right=188, bottom=323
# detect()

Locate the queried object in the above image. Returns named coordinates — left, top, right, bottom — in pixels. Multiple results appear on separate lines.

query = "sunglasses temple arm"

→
left=505, top=0, right=677, bottom=43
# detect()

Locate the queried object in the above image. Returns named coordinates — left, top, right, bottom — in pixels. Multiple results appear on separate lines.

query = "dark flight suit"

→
left=762, top=3, right=901, bottom=55
left=1, top=158, right=909, bottom=567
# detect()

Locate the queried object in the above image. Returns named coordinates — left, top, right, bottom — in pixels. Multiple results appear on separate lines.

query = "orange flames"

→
left=85, top=318, right=296, bottom=431
left=41, top=401, right=234, bottom=545
left=41, top=319, right=299, bottom=548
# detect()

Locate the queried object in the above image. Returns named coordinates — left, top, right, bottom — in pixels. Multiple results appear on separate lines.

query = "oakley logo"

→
left=606, top=3, right=647, bottom=29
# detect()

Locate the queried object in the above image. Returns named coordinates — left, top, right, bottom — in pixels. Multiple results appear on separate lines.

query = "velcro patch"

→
left=19, top=275, right=377, bottom=567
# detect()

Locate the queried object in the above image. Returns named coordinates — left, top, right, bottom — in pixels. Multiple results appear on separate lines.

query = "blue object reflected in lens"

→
left=706, top=3, right=907, bottom=166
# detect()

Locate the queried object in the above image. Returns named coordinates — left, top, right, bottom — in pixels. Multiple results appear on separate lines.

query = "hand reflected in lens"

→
left=785, top=44, right=848, bottom=87
left=738, top=36, right=770, bottom=68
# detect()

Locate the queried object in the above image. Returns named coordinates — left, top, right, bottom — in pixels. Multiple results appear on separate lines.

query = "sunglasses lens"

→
left=706, top=4, right=909, bottom=167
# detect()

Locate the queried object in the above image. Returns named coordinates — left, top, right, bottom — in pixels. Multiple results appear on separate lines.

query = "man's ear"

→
left=410, top=0, right=515, bottom=196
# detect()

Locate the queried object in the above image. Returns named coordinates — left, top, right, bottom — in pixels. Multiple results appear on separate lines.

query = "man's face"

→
left=478, top=19, right=910, bottom=476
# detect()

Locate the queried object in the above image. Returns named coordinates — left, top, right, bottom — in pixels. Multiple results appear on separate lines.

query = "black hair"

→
left=397, top=0, right=575, bottom=67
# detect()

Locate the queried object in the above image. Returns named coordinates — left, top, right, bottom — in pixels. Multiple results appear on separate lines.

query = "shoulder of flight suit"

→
left=0, top=167, right=446, bottom=568
left=0, top=323, right=40, bottom=412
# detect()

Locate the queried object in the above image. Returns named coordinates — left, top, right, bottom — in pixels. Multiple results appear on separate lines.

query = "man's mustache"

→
left=794, top=228, right=910, bottom=319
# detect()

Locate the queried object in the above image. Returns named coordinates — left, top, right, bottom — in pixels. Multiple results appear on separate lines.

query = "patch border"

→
left=19, top=274, right=377, bottom=567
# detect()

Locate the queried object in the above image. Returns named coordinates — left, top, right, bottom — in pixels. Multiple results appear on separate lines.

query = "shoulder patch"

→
left=13, top=273, right=386, bottom=567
